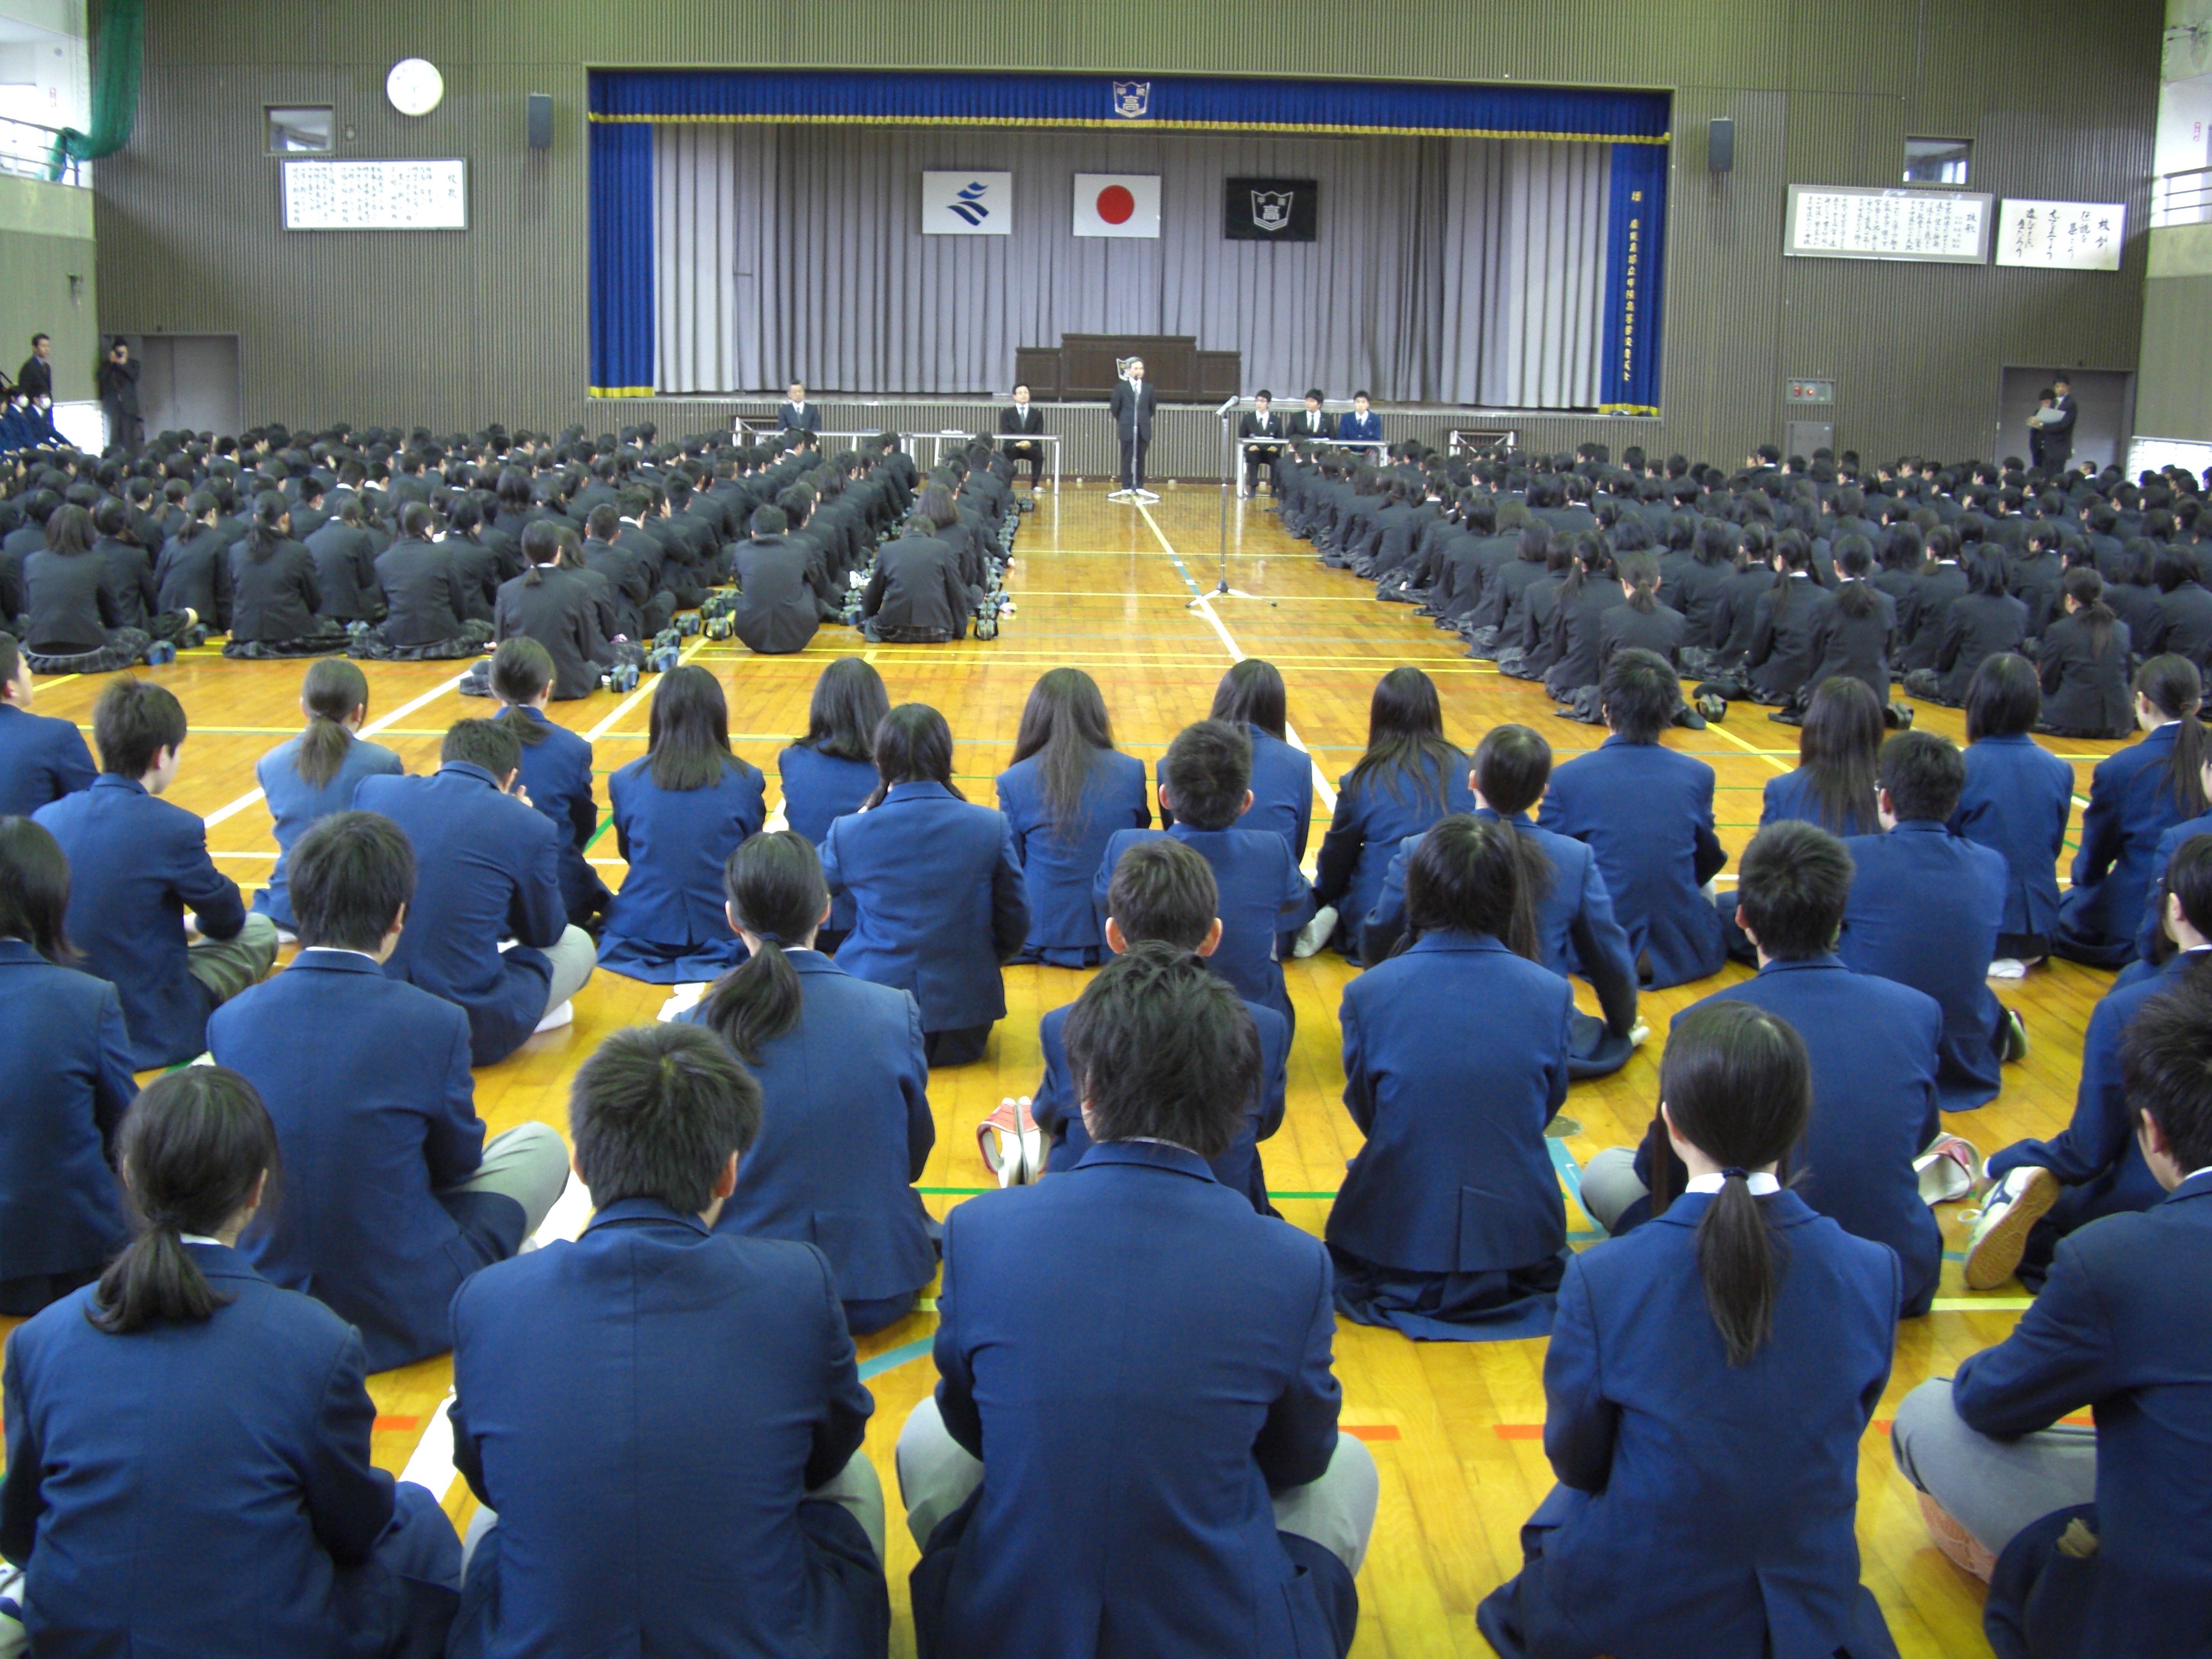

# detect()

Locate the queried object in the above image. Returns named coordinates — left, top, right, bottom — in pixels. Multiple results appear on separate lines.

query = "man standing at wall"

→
left=96, top=340, right=141, bottom=453
left=15, top=334, right=51, bottom=404
left=1109, top=357, right=1159, bottom=505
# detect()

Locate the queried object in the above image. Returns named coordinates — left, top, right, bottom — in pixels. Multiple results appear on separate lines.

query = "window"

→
left=267, top=106, right=333, bottom=154
left=1903, top=137, right=1971, bottom=186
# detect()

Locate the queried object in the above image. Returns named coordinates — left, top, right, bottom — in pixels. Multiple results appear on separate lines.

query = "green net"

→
left=47, top=0, right=144, bottom=181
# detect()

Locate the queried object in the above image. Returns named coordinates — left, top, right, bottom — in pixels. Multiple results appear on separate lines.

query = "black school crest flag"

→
left=1224, top=176, right=1318, bottom=242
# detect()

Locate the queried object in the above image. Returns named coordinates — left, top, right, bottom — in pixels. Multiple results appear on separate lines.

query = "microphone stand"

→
left=1193, top=396, right=1274, bottom=609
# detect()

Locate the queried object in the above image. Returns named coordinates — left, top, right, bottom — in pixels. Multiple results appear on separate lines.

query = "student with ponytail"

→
left=492, top=519, right=615, bottom=701
left=1760, top=675, right=1884, bottom=837
left=490, top=637, right=611, bottom=932
left=1741, top=529, right=1833, bottom=706
left=2036, top=566, right=2134, bottom=738
left=1326, top=813, right=1575, bottom=1340
left=252, top=658, right=402, bottom=932
left=680, top=830, right=935, bottom=1332
left=0, top=1067, right=462, bottom=1656
left=2056, top=654, right=2211, bottom=966
left=1478, top=1000, right=1902, bottom=1659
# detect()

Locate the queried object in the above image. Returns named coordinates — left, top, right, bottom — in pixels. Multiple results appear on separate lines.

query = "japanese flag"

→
left=1073, top=173, right=1160, bottom=238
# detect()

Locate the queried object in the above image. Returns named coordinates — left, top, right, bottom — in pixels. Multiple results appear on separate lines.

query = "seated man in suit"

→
left=1337, top=390, right=1383, bottom=450
left=0, top=630, right=94, bottom=815
left=448, top=1021, right=888, bottom=1657
left=1238, top=390, right=1288, bottom=499
left=899, top=943, right=1376, bottom=1659
left=210, top=811, right=570, bottom=1372
left=999, top=384, right=1046, bottom=503
left=1027, top=837, right=1287, bottom=1209
left=33, top=677, right=278, bottom=1068
left=1836, top=730, right=2023, bottom=1113
left=1292, top=388, right=1335, bottom=444
left=1891, top=973, right=2212, bottom=1658
left=779, top=380, right=823, bottom=437
left=1578, top=820, right=1947, bottom=1317
left=352, top=718, right=597, bottom=1067
left=731, top=504, right=831, bottom=656
left=1094, top=718, right=1315, bottom=1035
left=1537, top=649, right=1729, bottom=989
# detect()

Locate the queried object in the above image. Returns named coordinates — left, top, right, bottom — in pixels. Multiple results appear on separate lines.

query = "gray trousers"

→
left=538, top=925, right=598, bottom=1018
left=442, top=1121, right=572, bottom=1241
left=1578, top=1146, right=1648, bottom=1235
left=894, top=1396, right=1379, bottom=1575
left=186, top=911, right=281, bottom=1010
left=1890, top=1377, right=2099, bottom=1558
left=460, top=1448, right=885, bottom=1583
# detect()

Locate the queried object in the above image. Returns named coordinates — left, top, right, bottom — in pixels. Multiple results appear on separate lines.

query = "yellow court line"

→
left=1927, top=1297, right=2034, bottom=1312
left=1700, top=714, right=1792, bottom=776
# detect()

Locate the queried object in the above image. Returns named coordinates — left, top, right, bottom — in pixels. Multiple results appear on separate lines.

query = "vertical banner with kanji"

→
left=1600, top=140, right=1668, bottom=415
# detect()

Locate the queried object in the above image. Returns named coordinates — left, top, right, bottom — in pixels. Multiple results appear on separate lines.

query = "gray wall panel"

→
left=98, top=0, right=2163, bottom=466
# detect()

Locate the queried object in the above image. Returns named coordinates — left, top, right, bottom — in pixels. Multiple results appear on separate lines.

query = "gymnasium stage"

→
left=13, top=484, right=2122, bottom=1659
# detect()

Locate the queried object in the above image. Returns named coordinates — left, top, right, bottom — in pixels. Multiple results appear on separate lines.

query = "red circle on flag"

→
left=1096, top=185, right=1136, bottom=225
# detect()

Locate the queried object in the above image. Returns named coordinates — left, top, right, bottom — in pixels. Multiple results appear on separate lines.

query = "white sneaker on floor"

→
left=1291, top=905, right=1338, bottom=959
left=274, top=927, right=299, bottom=946
left=1987, top=958, right=2029, bottom=979
left=1960, top=1166, right=2058, bottom=1289
left=1134, top=488, right=1161, bottom=503
left=533, top=1000, right=574, bottom=1035
left=1628, top=1018, right=1651, bottom=1048
left=1107, top=489, right=1135, bottom=503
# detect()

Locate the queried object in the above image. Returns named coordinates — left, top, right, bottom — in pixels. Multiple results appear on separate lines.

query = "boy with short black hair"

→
left=0, top=629, right=94, bottom=815
left=33, top=677, right=278, bottom=1067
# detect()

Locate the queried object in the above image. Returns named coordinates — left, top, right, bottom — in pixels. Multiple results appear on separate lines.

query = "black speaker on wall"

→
left=526, top=92, right=552, bottom=149
left=1708, top=117, right=1735, bottom=174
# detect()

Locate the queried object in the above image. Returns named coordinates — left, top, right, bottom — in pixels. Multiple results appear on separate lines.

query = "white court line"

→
left=582, top=637, right=710, bottom=744
left=1134, top=502, right=1339, bottom=821
left=399, top=1394, right=459, bottom=1499
left=197, top=667, right=473, bottom=830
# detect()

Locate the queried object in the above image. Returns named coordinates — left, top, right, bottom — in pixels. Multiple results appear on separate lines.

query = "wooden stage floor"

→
left=16, top=483, right=2126, bottom=1656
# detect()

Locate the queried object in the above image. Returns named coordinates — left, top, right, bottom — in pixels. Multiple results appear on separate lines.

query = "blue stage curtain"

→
left=589, top=121, right=656, bottom=397
left=588, top=69, right=1669, bottom=144
left=1599, top=141, right=1668, bottom=415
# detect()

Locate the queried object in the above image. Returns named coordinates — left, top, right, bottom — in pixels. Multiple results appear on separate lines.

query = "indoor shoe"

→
left=1291, top=905, right=1339, bottom=959
left=1987, top=958, right=2029, bottom=980
left=1695, top=692, right=1726, bottom=722
left=532, top=1000, right=574, bottom=1035
left=1914, top=1134, right=1983, bottom=1206
left=977, top=1097, right=1045, bottom=1187
left=1917, top=1491, right=1997, bottom=1583
left=1960, top=1166, right=2058, bottom=1290
left=2001, top=1007, right=2030, bottom=1062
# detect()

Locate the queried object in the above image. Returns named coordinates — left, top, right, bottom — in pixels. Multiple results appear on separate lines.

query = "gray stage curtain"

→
left=653, top=124, right=1609, bottom=409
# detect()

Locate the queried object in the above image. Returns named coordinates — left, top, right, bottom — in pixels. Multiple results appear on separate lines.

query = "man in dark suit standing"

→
left=999, top=384, right=1046, bottom=505
left=779, top=380, right=823, bottom=437
left=15, top=333, right=51, bottom=403
left=1238, top=390, right=1288, bottom=499
left=2036, top=373, right=2078, bottom=472
left=95, top=340, right=141, bottom=453
left=1293, top=388, right=1335, bottom=443
left=1108, top=357, right=1159, bottom=504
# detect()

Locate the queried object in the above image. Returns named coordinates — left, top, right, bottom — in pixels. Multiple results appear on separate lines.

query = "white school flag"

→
left=1073, top=173, right=1160, bottom=238
left=921, top=171, right=1013, bottom=236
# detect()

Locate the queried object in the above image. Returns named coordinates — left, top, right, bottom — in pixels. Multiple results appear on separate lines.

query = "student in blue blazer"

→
left=599, top=666, right=767, bottom=982
left=490, top=638, right=612, bottom=932
left=821, top=703, right=1028, bottom=1067
left=353, top=719, right=598, bottom=1066
left=448, top=1024, right=889, bottom=1659
left=778, top=657, right=890, bottom=952
left=0, top=1068, right=461, bottom=1658
left=995, top=667, right=1149, bottom=965
left=1537, top=648, right=1729, bottom=988
left=1954, top=654, right=2076, bottom=970
left=1329, top=815, right=1573, bottom=1340
left=1478, top=1001, right=1902, bottom=1659
left=1177, top=658, right=1316, bottom=860
left=1096, top=718, right=1315, bottom=1033
left=1580, top=822, right=1946, bottom=1317
left=1893, top=977, right=2212, bottom=1659
left=1310, top=666, right=1474, bottom=960
left=679, top=831, right=936, bottom=1333
left=1361, top=724, right=1639, bottom=1078
left=33, top=678, right=279, bottom=1068
left=2054, top=656, right=2209, bottom=966
left=0, top=818, right=132, bottom=1315
left=0, top=632, right=93, bottom=816
left=1030, top=837, right=1287, bottom=1208
left=251, top=659, right=404, bottom=931
left=1969, top=840, right=2212, bottom=1291
left=899, top=945, right=1375, bottom=1659
left=210, top=813, right=571, bottom=1371
left=1334, top=390, right=1383, bottom=446
left=1837, top=731, right=2020, bottom=1112
left=1757, top=675, right=1884, bottom=837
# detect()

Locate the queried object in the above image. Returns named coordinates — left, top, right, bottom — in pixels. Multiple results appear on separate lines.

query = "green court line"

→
left=583, top=815, right=615, bottom=852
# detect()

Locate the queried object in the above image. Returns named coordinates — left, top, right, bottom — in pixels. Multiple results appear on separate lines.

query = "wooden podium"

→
left=1015, top=335, right=1240, bottom=403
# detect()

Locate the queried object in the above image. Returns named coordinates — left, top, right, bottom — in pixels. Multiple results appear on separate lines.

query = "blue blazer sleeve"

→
left=1274, top=837, right=1318, bottom=931
left=92, top=982, right=138, bottom=1147
left=566, top=741, right=598, bottom=851
left=300, top=1329, right=399, bottom=1566
left=173, top=817, right=247, bottom=942
left=507, top=816, right=568, bottom=951
left=1338, top=987, right=1376, bottom=1136
left=900, top=994, right=935, bottom=1180
left=2072, top=758, right=2127, bottom=889
left=1989, top=992, right=2136, bottom=1188
left=1313, top=776, right=1363, bottom=905
left=1254, top=1006, right=1290, bottom=1141
left=932, top=1209, right=984, bottom=1460
left=990, top=817, right=1031, bottom=962
left=1568, top=859, right=1639, bottom=1038
left=1359, top=836, right=1416, bottom=964
left=1251, top=1249, right=1342, bottom=1494
left=1952, top=1237, right=2116, bottom=1440
left=1541, top=1262, right=1617, bottom=1493
left=1030, top=1007, right=1074, bottom=1139
left=0, top=1337, right=43, bottom=1563
left=55, top=723, right=95, bottom=799
left=2139, top=822, right=2189, bottom=962
left=1691, top=772, right=1729, bottom=889
left=421, top=1009, right=488, bottom=1191
left=807, top=1246, right=874, bottom=1490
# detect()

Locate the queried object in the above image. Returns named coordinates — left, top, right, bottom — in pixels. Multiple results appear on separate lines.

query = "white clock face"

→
left=385, top=58, right=443, bottom=118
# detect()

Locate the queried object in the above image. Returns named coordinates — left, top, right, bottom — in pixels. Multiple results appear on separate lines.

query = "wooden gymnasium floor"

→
left=8, top=483, right=2128, bottom=1657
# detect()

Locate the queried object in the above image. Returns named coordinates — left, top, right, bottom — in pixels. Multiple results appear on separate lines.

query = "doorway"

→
left=128, top=333, right=242, bottom=439
left=1997, top=367, right=2133, bottom=473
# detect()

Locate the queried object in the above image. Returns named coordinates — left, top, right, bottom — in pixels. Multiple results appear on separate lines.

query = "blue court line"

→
left=1547, top=1138, right=1605, bottom=1243
left=858, top=1335, right=936, bottom=1381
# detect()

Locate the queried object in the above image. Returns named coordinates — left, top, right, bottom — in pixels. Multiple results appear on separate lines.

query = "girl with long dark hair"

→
left=1955, top=653, right=2074, bottom=972
left=1477, top=1000, right=1901, bottom=1659
left=0, top=1067, right=461, bottom=1653
left=776, top=656, right=890, bottom=953
left=821, top=703, right=1029, bottom=1066
left=680, top=831, right=936, bottom=1333
left=491, top=636, right=612, bottom=930
left=995, top=667, right=1149, bottom=965
left=1798, top=534, right=1897, bottom=713
left=2036, top=566, right=2135, bottom=738
left=599, top=665, right=767, bottom=982
left=1308, top=666, right=1474, bottom=959
left=1910, top=544, right=2027, bottom=706
left=1326, top=814, right=1573, bottom=1339
left=225, top=492, right=343, bottom=658
left=1760, top=676, right=1884, bottom=837
left=251, top=659, right=402, bottom=932
left=1741, top=530, right=1833, bottom=705
left=20, top=504, right=150, bottom=674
